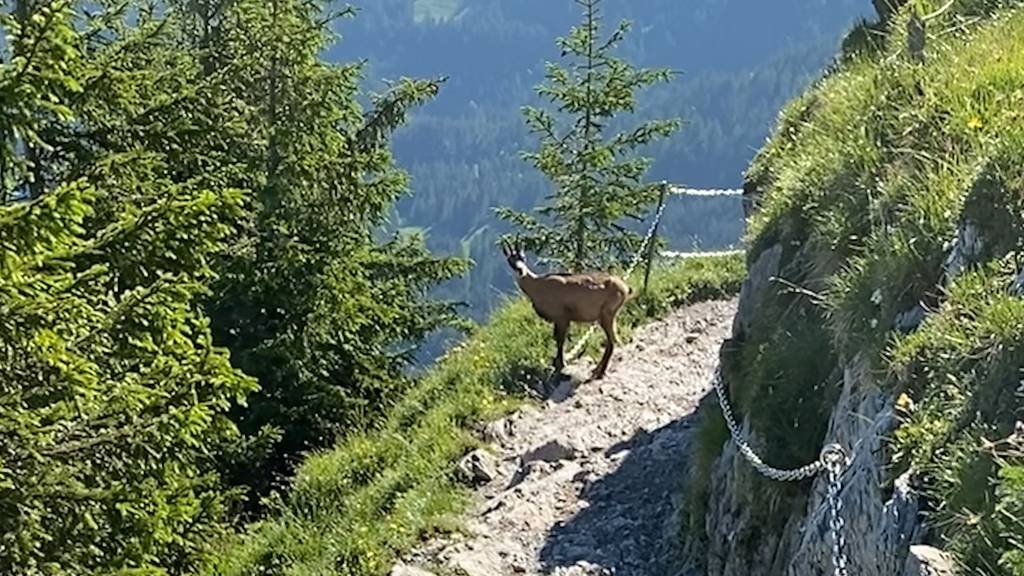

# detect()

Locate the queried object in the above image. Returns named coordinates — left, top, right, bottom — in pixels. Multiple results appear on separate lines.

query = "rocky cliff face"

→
left=696, top=220, right=990, bottom=576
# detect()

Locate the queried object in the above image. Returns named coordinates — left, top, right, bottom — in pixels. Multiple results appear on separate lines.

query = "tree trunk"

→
left=573, top=0, right=598, bottom=273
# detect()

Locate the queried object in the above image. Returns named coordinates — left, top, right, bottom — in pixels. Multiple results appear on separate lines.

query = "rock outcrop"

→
left=700, top=241, right=949, bottom=575
left=903, top=545, right=959, bottom=576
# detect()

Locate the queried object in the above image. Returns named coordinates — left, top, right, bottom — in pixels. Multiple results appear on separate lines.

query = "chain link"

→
left=713, top=367, right=851, bottom=574
left=711, top=367, right=824, bottom=480
left=546, top=185, right=852, bottom=573
left=823, top=444, right=850, bottom=576
left=566, top=197, right=669, bottom=361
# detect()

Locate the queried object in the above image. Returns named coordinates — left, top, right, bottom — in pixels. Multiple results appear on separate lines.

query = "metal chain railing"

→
left=712, top=367, right=851, bottom=576
left=438, top=186, right=738, bottom=367
left=507, top=180, right=850, bottom=572
left=565, top=196, right=669, bottom=361
left=824, top=445, right=850, bottom=576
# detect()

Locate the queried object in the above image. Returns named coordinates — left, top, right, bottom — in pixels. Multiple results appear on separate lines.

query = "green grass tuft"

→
left=889, top=262, right=1024, bottom=572
left=681, top=395, right=729, bottom=543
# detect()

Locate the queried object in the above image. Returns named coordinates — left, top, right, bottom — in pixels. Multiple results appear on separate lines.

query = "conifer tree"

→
left=181, top=0, right=470, bottom=503
left=0, top=0, right=472, bottom=569
left=496, top=0, right=680, bottom=272
left=0, top=2, right=258, bottom=572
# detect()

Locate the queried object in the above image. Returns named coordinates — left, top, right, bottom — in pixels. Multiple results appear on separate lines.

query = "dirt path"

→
left=395, top=298, right=737, bottom=576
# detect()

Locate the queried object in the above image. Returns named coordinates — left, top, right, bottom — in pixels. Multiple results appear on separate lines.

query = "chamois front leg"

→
left=592, top=314, right=617, bottom=380
left=552, top=319, right=569, bottom=373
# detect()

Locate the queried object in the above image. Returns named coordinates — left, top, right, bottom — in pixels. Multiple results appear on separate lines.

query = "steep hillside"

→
left=688, top=1, right=1024, bottom=574
left=328, top=0, right=872, bottom=323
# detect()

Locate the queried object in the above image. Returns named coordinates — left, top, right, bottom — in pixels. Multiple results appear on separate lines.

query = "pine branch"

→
left=356, top=77, right=444, bottom=153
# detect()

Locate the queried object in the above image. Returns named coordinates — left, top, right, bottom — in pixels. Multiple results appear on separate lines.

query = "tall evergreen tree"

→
left=180, top=0, right=470, bottom=504
left=0, top=2, right=258, bottom=572
left=496, top=0, right=680, bottom=272
left=1, top=0, right=472, bottom=569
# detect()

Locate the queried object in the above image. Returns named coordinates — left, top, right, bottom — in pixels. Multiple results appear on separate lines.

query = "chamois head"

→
left=500, top=236, right=530, bottom=277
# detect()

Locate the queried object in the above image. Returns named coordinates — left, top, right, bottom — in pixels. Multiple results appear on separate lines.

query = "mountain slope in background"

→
left=329, top=0, right=872, bottom=329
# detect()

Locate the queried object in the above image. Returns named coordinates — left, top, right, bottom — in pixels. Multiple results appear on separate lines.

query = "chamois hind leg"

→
left=592, top=312, right=617, bottom=380
left=552, top=319, right=569, bottom=373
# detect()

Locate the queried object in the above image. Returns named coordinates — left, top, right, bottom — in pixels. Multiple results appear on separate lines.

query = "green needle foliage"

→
left=184, top=0, right=470, bottom=506
left=496, top=0, right=680, bottom=272
left=0, top=3, right=257, bottom=573
left=0, top=0, right=468, bottom=572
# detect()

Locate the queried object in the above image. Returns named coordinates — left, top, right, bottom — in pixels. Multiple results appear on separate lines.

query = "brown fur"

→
left=501, top=239, right=631, bottom=380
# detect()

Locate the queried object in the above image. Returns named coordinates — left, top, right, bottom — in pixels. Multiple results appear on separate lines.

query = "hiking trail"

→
left=394, top=298, right=738, bottom=576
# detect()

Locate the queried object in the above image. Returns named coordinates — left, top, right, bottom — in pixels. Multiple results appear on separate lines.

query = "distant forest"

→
left=329, top=0, right=872, bottom=344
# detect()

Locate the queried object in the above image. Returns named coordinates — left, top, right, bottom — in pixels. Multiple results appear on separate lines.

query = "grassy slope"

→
left=210, top=254, right=744, bottom=576
left=686, top=2, right=1024, bottom=573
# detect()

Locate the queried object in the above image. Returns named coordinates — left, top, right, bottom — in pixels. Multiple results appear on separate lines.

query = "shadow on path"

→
left=538, top=391, right=715, bottom=576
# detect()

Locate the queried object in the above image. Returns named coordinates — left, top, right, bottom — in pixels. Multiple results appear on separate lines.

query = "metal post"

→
left=642, top=182, right=668, bottom=294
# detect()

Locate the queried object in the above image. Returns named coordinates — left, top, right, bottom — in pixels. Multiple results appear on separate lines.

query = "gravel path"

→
left=395, top=298, right=737, bottom=576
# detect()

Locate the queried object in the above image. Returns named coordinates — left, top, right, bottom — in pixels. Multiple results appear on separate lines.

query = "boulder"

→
left=457, top=449, right=499, bottom=485
left=732, top=243, right=783, bottom=339
left=482, top=418, right=515, bottom=446
left=523, top=438, right=580, bottom=464
left=448, top=548, right=505, bottom=576
left=903, top=545, right=958, bottom=576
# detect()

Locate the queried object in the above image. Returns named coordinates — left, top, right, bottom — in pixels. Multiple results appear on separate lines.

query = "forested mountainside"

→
left=329, top=0, right=872, bottom=324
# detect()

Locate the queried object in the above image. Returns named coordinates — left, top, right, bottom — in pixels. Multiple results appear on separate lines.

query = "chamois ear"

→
left=499, top=237, right=512, bottom=257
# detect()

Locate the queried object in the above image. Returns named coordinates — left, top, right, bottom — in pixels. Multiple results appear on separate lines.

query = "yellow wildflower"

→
left=895, top=392, right=915, bottom=414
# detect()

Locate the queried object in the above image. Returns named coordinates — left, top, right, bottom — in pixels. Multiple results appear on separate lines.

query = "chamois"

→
left=501, top=238, right=631, bottom=380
